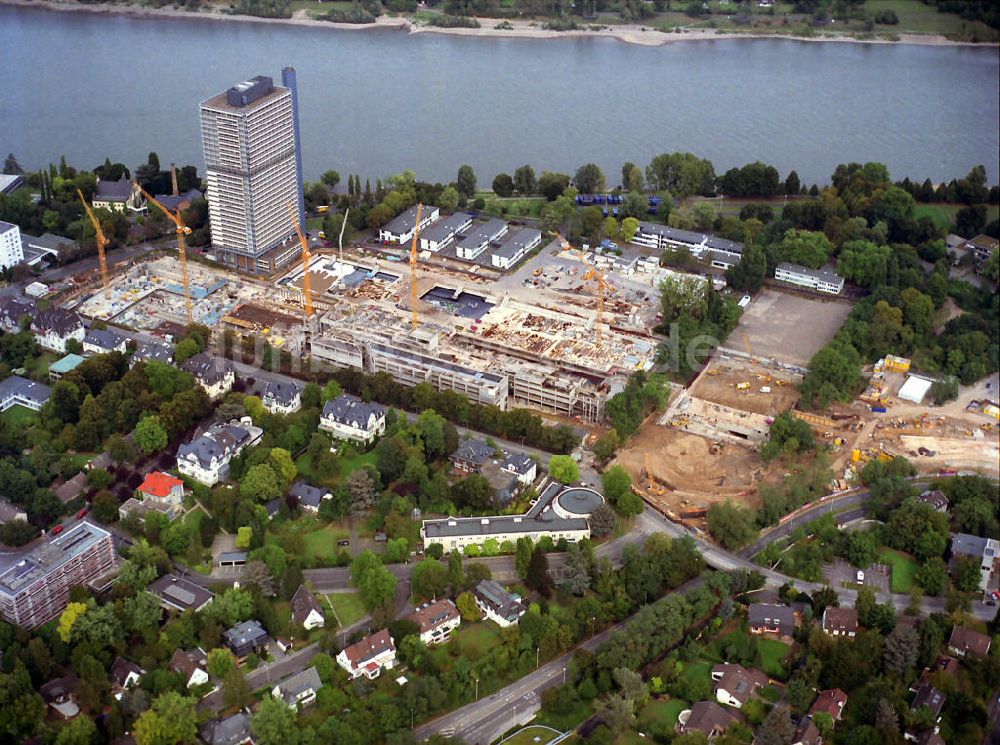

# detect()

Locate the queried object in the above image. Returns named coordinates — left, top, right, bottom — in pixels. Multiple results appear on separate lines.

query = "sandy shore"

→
left=2, top=0, right=993, bottom=48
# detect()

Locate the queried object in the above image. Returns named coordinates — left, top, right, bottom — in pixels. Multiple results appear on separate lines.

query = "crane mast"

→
left=138, top=185, right=193, bottom=324
left=409, top=203, right=424, bottom=332
left=286, top=202, right=314, bottom=317
left=76, top=189, right=110, bottom=301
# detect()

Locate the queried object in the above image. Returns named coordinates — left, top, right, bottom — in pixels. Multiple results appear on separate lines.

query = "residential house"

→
left=948, top=533, right=999, bottom=591
left=378, top=204, right=440, bottom=244
left=120, top=471, right=185, bottom=523
left=40, top=673, right=80, bottom=719
left=910, top=684, right=946, bottom=723
left=0, top=296, right=34, bottom=332
left=455, top=218, right=507, bottom=261
left=93, top=177, right=146, bottom=214
left=20, top=232, right=69, bottom=266
left=916, top=489, right=949, bottom=513
left=450, top=438, right=495, bottom=473
left=0, top=375, right=51, bottom=412
left=289, top=480, right=331, bottom=513
left=711, top=664, right=768, bottom=708
left=319, top=394, right=386, bottom=445
left=500, top=452, right=537, bottom=485
left=792, top=718, right=821, bottom=745
left=198, top=711, right=254, bottom=745
left=170, top=648, right=209, bottom=688
left=336, top=628, right=396, bottom=679
left=261, top=379, right=302, bottom=415
left=272, top=666, right=322, bottom=709
left=0, top=497, right=27, bottom=525
left=406, top=598, right=461, bottom=645
left=473, top=579, right=526, bottom=628
left=419, top=212, right=473, bottom=252
left=479, top=461, right=517, bottom=505
left=913, top=731, right=946, bottom=745
left=491, top=228, right=542, bottom=270
left=182, top=353, right=235, bottom=399
left=290, top=585, right=325, bottom=630
left=131, top=340, right=174, bottom=366
left=176, top=419, right=264, bottom=486
left=148, top=573, right=215, bottom=613
left=153, top=188, right=204, bottom=212
left=223, top=619, right=269, bottom=660
left=675, top=701, right=743, bottom=739
left=809, top=688, right=848, bottom=722
left=822, top=607, right=858, bottom=637
left=83, top=328, right=129, bottom=355
left=54, top=472, right=88, bottom=505
left=748, top=603, right=795, bottom=638
left=960, top=233, right=999, bottom=263
left=109, top=657, right=143, bottom=701
left=31, top=307, right=86, bottom=353
left=948, top=626, right=992, bottom=658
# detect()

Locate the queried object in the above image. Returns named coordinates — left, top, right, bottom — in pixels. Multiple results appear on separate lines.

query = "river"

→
left=1, top=5, right=998, bottom=186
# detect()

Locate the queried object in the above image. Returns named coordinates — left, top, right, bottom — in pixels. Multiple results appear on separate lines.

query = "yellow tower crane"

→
left=576, top=250, right=614, bottom=346
left=76, top=189, right=110, bottom=301
left=137, top=185, right=193, bottom=324
left=285, top=202, right=313, bottom=317
left=409, top=203, right=424, bottom=331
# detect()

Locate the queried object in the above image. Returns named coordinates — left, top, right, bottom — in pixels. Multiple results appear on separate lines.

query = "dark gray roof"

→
left=31, top=307, right=83, bottom=336
left=911, top=684, right=945, bottom=716
left=152, top=189, right=203, bottom=212
left=474, top=579, right=525, bottom=623
left=84, top=328, right=127, bottom=351
left=223, top=619, right=268, bottom=648
left=636, top=222, right=707, bottom=245
left=148, top=573, right=214, bottom=611
left=748, top=603, right=794, bottom=630
left=133, top=340, right=174, bottom=364
left=0, top=375, right=51, bottom=406
left=702, top=234, right=744, bottom=255
left=322, top=394, right=385, bottom=428
left=95, top=178, right=134, bottom=201
left=421, top=212, right=473, bottom=244
left=263, top=379, right=301, bottom=406
left=181, top=353, right=231, bottom=385
left=453, top=438, right=495, bottom=465
left=110, top=657, right=143, bottom=687
left=265, top=498, right=282, bottom=518
left=775, top=262, right=843, bottom=283
left=289, top=480, right=329, bottom=509
left=682, top=701, right=742, bottom=736
left=493, top=228, right=541, bottom=259
left=291, top=585, right=323, bottom=626
left=25, top=232, right=72, bottom=253
left=950, top=532, right=990, bottom=559
left=0, top=220, right=17, bottom=236
left=382, top=204, right=435, bottom=236
left=456, top=218, right=507, bottom=252
left=199, top=712, right=252, bottom=745
left=501, top=452, right=535, bottom=476
left=274, top=666, right=321, bottom=705
left=556, top=488, right=603, bottom=516
left=177, top=422, right=256, bottom=470
left=0, top=296, right=35, bottom=328
left=706, top=250, right=739, bottom=267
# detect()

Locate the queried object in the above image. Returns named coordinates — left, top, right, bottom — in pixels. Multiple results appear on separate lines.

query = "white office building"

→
left=0, top=221, right=25, bottom=270
left=774, top=262, right=845, bottom=295
left=200, top=69, right=305, bottom=275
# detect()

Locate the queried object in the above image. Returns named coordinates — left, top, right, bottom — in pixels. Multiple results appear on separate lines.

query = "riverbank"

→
left=2, top=0, right=994, bottom=48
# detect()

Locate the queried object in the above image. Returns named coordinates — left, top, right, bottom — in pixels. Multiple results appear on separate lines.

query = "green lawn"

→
left=532, top=698, right=593, bottom=732
left=296, top=448, right=377, bottom=488
left=453, top=623, right=501, bottom=658
left=266, top=518, right=350, bottom=564
left=914, top=202, right=1000, bottom=230
left=758, top=638, right=790, bottom=679
left=499, top=725, right=565, bottom=745
left=324, top=591, right=367, bottom=627
left=678, top=660, right=712, bottom=685
left=879, top=547, right=919, bottom=593
left=2, top=405, right=40, bottom=429
left=638, top=697, right=688, bottom=731
left=340, top=450, right=378, bottom=477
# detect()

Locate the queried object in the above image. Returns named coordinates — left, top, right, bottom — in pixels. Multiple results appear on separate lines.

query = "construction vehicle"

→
left=736, top=382, right=750, bottom=390
left=409, top=203, right=424, bottom=331
left=138, top=185, right=193, bottom=324
left=285, top=202, right=314, bottom=317
left=76, top=189, right=110, bottom=301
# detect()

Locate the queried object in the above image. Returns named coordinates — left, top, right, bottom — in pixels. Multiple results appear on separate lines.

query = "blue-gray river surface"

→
left=2, top=5, right=998, bottom=186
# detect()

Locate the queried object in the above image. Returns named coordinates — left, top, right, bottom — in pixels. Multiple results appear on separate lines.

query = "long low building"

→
left=632, top=222, right=743, bottom=260
left=379, top=204, right=440, bottom=244
left=421, top=484, right=603, bottom=551
left=0, top=375, right=51, bottom=412
left=420, top=213, right=474, bottom=252
left=491, top=228, right=542, bottom=270
left=774, top=262, right=844, bottom=295
left=456, top=218, right=508, bottom=260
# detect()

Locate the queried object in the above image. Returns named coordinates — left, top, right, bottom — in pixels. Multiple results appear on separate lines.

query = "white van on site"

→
left=856, top=570, right=865, bottom=584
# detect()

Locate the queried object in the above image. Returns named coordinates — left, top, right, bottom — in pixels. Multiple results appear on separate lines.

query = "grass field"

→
left=266, top=519, right=350, bottom=564
left=453, top=623, right=501, bottom=658
left=758, top=638, right=790, bottom=679
left=295, top=448, right=377, bottom=488
left=914, top=202, right=1000, bottom=230
left=679, top=660, right=712, bottom=685
left=325, top=591, right=367, bottom=627
left=879, top=547, right=919, bottom=593
left=638, top=698, right=688, bottom=731
left=499, top=725, right=564, bottom=745
left=2, top=405, right=40, bottom=429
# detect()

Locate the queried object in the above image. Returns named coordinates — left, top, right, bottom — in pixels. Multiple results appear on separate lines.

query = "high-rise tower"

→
left=200, top=72, right=304, bottom=275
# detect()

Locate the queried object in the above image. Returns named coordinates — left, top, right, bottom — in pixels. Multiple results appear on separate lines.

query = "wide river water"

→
left=1, top=5, right=998, bottom=186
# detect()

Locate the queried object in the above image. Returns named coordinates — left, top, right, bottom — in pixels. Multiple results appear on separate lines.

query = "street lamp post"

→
left=562, top=667, right=566, bottom=685
left=475, top=677, right=480, bottom=701
left=536, top=648, right=540, bottom=669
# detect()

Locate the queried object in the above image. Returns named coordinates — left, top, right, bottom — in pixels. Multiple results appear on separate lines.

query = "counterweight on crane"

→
left=137, top=185, right=193, bottom=324
left=409, top=203, right=424, bottom=331
left=76, top=189, right=110, bottom=301
left=286, top=202, right=314, bottom=317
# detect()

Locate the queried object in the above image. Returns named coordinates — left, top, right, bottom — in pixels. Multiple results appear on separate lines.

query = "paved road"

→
left=198, top=640, right=321, bottom=713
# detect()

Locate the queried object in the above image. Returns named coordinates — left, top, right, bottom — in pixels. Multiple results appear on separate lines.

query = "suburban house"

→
left=451, top=438, right=496, bottom=472
left=336, top=628, right=396, bottom=680
left=473, top=579, right=526, bottom=628
left=501, top=452, right=537, bottom=485
left=148, top=573, right=215, bottom=613
left=960, top=233, right=999, bottom=262
left=491, top=228, right=542, bottom=270
left=272, top=666, right=322, bottom=710
left=261, top=379, right=302, bottom=415
left=82, top=328, right=129, bottom=355
left=109, top=657, right=143, bottom=701
left=54, top=472, right=88, bottom=505
left=747, top=603, right=795, bottom=638
left=910, top=684, right=946, bottom=723
left=223, top=619, right=269, bottom=660
left=916, top=489, right=949, bottom=512
left=169, top=648, right=209, bottom=688
left=0, top=497, right=27, bottom=525
left=378, top=204, right=440, bottom=244
left=810, top=688, right=848, bottom=722
left=675, top=701, right=743, bottom=739
left=92, top=177, right=146, bottom=213
left=290, top=585, right=325, bottom=630
left=0, top=296, right=35, bottom=332
left=948, top=533, right=999, bottom=591
left=419, top=212, right=473, bottom=252
left=711, top=664, right=768, bottom=708
left=406, top=598, right=461, bottom=645
left=319, top=394, right=386, bottom=445
left=181, top=353, right=235, bottom=399
left=198, top=711, right=254, bottom=745
left=31, top=307, right=86, bottom=353
left=119, top=471, right=185, bottom=523
left=948, top=626, right=992, bottom=658
left=822, top=607, right=858, bottom=637
left=774, top=262, right=845, bottom=294
left=176, top=419, right=264, bottom=486
left=289, top=480, right=332, bottom=513
left=0, top=375, right=51, bottom=412
left=792, top=717, right=821, bottom=745
left=40, top=673, right=80, bottom=719
left=131, top=340, right=174, bottom=366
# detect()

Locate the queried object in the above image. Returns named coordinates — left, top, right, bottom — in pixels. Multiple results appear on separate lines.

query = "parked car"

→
left=856, top=570, right=865, bottom=583
left=337, top=539, right=350, bottom=547
left=51, top=525, right=63, bottom=536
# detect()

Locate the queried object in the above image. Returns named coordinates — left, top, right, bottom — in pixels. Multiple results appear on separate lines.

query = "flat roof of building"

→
left=556, top=487, right=604, bottom=516
left=775, top=262, right=843, bottom=282
left=0, top=521, right=110, bottom=596
left=201, top=76, right=288, bottom=114
left=49, top=354, right=86, bottom=375
left=456, top=218, right=507, bottom=251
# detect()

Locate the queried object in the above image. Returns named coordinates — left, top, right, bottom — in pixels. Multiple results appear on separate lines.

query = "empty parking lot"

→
left=734, top=289, right=852, bottom=367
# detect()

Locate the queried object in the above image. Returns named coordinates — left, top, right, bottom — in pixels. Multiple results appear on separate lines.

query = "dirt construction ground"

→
left=615, top=424, right=764, bottom=514
left=735, top=289, right=852, bottom=367
left=689, top=358, right=801, bottom=417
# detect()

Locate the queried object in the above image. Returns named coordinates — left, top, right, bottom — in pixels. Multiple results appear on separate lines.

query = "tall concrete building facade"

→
left=200, top=69, right=305, bottom=275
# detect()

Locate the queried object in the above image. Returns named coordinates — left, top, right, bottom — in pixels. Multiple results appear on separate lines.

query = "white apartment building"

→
left=0, top=221, right=25, bottom=270
left=491, top=228, right=542, bottom=270
left=456, top=218, right=507, bottom=260
left=176, top=419, right=263, bottom=486
left=407, top=599, right=461, bottom=645
left=473, top=580, right=525, bottom=628
left=200, top=70, right=304, bottom=275
left=419, top=212, right=472, bottom=252
left=774, top=262, right=845, bottom=295
left=379, top=204, right=440, bottom=244
left=319, top=394, right=386, bottom=445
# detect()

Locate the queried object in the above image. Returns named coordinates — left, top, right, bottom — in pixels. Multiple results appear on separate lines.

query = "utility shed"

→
left=898, top=375, right=933, bottom=404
